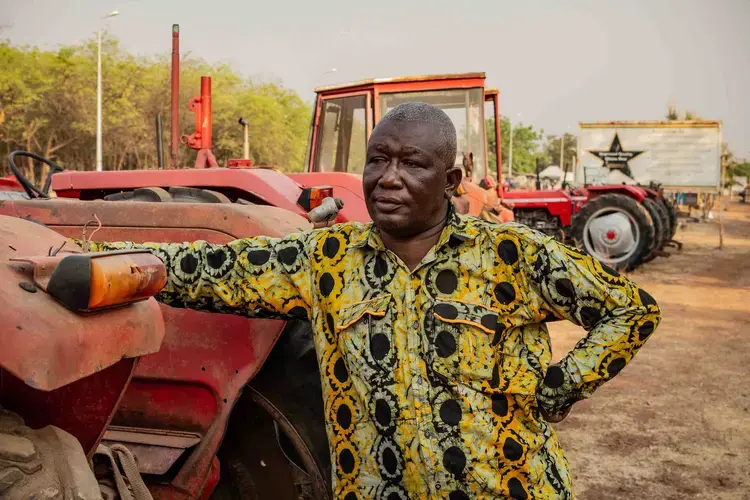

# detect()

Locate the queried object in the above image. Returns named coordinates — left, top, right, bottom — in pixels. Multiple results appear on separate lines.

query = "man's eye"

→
left=402, top=160, right=419, bottom=167
left=369, top=157, right=387, bottom=164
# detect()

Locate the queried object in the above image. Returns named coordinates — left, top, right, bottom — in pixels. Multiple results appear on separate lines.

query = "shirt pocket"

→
left=429, top=299, right=499, bottom=390
left=336, top=294, right=395, bottom=386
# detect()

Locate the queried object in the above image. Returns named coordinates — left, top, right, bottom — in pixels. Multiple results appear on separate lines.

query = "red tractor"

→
left=291, top=77, right=675, bottom=271
left=2, top=151, right=334, bottom=499
left=0, top=214, right=167, bottom=499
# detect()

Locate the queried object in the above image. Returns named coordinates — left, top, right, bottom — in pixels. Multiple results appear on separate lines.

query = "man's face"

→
left=363, top=119, right=461, bottom=238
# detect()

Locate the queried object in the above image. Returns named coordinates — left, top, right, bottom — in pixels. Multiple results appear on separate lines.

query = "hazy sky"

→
left=3, top=0, right=749, bottom=158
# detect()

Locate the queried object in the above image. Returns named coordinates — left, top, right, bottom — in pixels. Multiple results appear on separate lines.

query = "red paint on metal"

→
left=198, top=457, right=220, bottom=500
left=288, top=172, right=368, bottom=223
left=182, top=77, right=218, bottom=169
left=227, top=158, right=253, bottom=168
left=170, top=24, right=180, bottom=169
left=51, top=168, right=310, bottom=218
left=490, top=92, right=503, bottom=189
left=606, top=230, right=616, bottom=240
left=503, top=190, right=575, bottom=226
left=0, top=198, right=307, bottom=498
left=0, top=358, right=136, bottom=456
left=587, top=184, right=647, bottom=203
left=0, top=175, right=24, bottom=191
left=0, top=216, right=165, bottom=391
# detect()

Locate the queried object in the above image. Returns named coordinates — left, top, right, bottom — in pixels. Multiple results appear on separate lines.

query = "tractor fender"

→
left=0, top=214, right=165, bottom=455
left=586, top=184, right=647, bottom=203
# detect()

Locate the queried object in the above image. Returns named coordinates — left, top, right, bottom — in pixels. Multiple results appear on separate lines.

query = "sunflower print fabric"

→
left=83, top=207, right=661, bottom=499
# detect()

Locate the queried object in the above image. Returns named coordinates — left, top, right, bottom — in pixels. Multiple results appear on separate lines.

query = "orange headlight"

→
left=297, top=186, right=334, bottom=211
left=46, top=250, right=167, bottom=312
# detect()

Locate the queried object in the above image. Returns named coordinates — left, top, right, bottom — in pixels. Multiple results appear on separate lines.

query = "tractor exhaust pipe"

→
left=170, top=24, right=180, bottom=169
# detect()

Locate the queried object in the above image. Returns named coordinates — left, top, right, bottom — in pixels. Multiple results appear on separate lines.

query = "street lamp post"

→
left=508, top=112, right=521, bottom=183
left=96, top=10, right=119, bottom=172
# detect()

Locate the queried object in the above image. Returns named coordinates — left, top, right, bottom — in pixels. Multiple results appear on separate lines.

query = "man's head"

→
left=363, top=102, right=462, bottom=239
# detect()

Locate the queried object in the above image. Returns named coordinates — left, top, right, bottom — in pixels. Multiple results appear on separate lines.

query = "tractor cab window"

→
left=314, top=95, right=368, bottom=174
left=379, top=88, right=486, bottom=183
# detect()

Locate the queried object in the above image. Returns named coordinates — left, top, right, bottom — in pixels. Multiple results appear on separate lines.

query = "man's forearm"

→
left=71, top=236, right=314, bottom=319
left=537, top=300, right=661, bottom=415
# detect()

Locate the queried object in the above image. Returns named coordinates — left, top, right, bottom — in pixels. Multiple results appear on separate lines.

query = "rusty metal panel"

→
left=0, top=198, right=303, bottom=498
left=0, top=216, right=165, bottom=391
left=314, top=72, right=486, bottom=93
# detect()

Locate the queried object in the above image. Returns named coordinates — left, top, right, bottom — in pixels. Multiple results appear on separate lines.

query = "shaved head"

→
left=363, top=101, right=463, bottom=239
left=376, top=102, right=457, bottom=171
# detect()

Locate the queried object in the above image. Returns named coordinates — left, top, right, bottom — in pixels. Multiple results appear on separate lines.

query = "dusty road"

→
left=549, top=201, right=750, bottom=500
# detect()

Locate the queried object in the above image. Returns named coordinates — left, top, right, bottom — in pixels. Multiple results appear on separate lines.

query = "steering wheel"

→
left=7, top=151, right=64, bottom=199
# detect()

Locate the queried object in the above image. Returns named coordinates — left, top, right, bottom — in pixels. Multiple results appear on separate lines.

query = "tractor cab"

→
left=290, top=73, right=512, bottom=223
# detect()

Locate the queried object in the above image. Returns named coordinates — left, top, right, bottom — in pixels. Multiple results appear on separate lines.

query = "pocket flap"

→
left=337, top=294, right=392, bottom=331
left=433, top=299, right=499, bottom=334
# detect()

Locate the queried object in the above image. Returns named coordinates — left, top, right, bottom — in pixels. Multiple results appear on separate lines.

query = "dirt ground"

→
left=548, top=200, right=750, bottom=499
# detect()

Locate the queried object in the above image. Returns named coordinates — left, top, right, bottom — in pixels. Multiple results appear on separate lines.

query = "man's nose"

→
left=378, top=160, right=403, bottom=189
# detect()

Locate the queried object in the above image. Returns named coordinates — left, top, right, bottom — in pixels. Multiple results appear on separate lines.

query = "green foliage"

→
left=666, top=105, right=701, bottom=121
left=0, top=35, right=311, bottom=179
left=543, top=133, right=577, bottom=173
left=733, top=162, right=750, bottom=180
left=486, top=117, right=545, bottom=176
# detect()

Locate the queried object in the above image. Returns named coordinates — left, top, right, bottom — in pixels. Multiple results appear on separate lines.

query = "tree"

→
left=542, top=133, right=577, bottom=173
left=734, top=162, right=750, bottom=180
left=0, top=36, right=312, bottom=177
left=486, top=117, right=545, bottom=176
left=666, top=105, right=701, bottom=121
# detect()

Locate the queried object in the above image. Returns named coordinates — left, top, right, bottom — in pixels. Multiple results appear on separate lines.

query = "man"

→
left=86, top=103, right=661, bottom=499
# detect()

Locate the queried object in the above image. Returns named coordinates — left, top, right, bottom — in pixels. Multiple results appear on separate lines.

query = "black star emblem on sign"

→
left=587, top=133, right=644, bottom=178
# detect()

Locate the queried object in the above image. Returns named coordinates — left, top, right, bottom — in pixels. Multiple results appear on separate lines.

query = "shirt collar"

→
left=351, top=203, right=477, bottom=251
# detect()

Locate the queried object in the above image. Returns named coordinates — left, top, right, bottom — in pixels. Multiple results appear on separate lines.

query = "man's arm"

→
left=518, top=228, right=662, bottom=417
left=77, top=232, right=315, bottom=320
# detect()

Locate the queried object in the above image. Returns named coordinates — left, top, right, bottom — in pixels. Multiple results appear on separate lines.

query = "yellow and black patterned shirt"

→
left=86, top=209, right=661, bottom=499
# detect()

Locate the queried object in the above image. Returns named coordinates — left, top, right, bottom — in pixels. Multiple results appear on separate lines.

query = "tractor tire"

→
left=640, top=198, right=668, bottom=263
left=0, top=407, right=101, bottom=500
left=213, top=325, right=330, bottom=500
left=647, top=197, right=671, bottom=247
left=571, top=193, right=654, bottom=272
left=662, top=198, right=678, bottom=240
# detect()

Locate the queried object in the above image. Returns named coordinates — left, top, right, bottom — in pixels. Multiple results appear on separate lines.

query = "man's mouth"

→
left=373, top=197, right=406, bottom=213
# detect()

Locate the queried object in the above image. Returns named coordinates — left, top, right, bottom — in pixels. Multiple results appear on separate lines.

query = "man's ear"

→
left=445, top=166, right=463, bottom=199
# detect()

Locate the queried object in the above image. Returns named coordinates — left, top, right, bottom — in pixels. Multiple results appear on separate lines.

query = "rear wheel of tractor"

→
left=640, top=198, right=667, bottom=262
left=648, top=197, right=671, bottom=247
left=213, top=329, right=330, bottom=500
left=571, top=193, right=654, bottom=271
left=663, top=198, right=678, bottom=239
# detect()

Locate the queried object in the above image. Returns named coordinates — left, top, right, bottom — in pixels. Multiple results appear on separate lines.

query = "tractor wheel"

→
left=646, top=197, right=671, bottom=248
left=571, top=193, right=655, bottom=272
left=662, top=198, right=678, bottom=239
left=640, top=198, right=667, bottom=262
left=213, top=325, right=330, bottom=500
left=0, top=407, right=101, bottom=499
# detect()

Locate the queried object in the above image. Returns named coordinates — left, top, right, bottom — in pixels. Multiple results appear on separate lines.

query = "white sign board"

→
left=576, top=122, right=722, bottom=191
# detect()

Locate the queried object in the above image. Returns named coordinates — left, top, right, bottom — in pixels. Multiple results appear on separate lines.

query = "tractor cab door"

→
left=309, top=91, right=373, bottom=174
